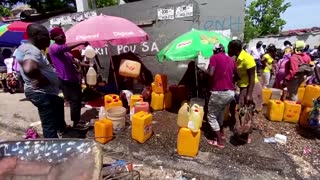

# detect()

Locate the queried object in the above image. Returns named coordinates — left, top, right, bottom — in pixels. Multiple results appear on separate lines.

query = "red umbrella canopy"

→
left=7, top=21, right=31, bottom=32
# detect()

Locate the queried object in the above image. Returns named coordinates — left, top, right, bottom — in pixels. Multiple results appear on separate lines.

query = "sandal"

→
left=207, top=139, right=225, bottom=149
left=247, top=135, right=252, bottom=144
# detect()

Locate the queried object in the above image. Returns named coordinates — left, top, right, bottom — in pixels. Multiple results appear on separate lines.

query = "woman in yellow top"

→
left=228, top=40, right=263, bottom=144
left=261, top=44, right=277, bottom=88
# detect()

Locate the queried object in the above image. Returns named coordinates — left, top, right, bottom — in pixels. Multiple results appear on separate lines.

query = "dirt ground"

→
left=0, top=91, right=320, bottom=179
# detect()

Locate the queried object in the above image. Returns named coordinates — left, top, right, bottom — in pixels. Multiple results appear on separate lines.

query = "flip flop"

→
left=207, top=139, right=225, bottom=149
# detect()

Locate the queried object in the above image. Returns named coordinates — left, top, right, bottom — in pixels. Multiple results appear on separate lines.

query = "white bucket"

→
left=106, top=107, right=126, bottom=131
left=270, top=88, right=283, bottom=100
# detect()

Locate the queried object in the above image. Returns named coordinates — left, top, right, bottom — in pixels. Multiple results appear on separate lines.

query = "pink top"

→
left=285, top=53, right=311, bottom=80
left=209, top=52, right=237, bottom=91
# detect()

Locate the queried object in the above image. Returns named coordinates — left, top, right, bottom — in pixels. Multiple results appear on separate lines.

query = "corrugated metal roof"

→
left=279, top=27, right=320, bottom=36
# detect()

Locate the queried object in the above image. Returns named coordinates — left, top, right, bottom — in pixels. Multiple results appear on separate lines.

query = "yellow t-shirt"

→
left=263, top=53, right=274, bottom=73
left=237, top=50, right=259, bottom=88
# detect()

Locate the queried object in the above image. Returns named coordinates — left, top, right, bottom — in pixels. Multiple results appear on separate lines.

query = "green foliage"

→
left=0, top=5, right=11, bottom=17
left=89, top=0, right=118, bottom=9
left=244, top=0, right=291, bottom=42
left=1, top=0, right=76, bottom=13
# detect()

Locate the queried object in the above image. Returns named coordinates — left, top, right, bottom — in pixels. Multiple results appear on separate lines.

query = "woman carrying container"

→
left=228, top=40, right=263, bottom=144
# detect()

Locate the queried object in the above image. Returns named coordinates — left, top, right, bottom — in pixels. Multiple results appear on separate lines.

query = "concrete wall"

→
left=248, top=33, right=320, bottom=50
left=45, top=0, right=245, bottom=83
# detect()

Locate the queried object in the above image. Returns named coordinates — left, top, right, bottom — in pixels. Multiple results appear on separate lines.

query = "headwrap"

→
left=50, top=27, right=64, bottom=40
left=294, top=41, right=305, bottom=53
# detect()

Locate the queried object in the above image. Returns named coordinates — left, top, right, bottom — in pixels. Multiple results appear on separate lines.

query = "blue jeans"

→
left=25, top=92, right=66, bottom=138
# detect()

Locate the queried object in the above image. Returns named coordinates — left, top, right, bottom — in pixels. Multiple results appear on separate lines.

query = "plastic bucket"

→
left=270, top=88, right=283, bottom=100
left=106, top=107, right=126, bottom=131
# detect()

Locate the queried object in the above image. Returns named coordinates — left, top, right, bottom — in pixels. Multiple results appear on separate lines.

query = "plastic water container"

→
left=151, top=82, right=156, bottom=92
left=164, top=91, right=172, bottom=109
left=84, top=45, right=96, bottom=59
left=267, top=100, right=284, bottom=122
left=283, top=101, right=302, bottom=123
left=154, top=74, right=167, bottom=94
left=130, top=94, right=143, bottom=109
left=105, top=94, right=120, bottom=102
left=188, top=104, right=204, bottom=132
left=132, top=111, right=153, bottom=143
left=262, top=88, right=272, bottom=104
left=94, top=119, right=113, bottom=144
left=105, top=99, right=123, bottom=110
left=302, top=85, right=320, bottom=107
left=177, top=128, right=201, bottom=158
left=86, top=67, right=97, bottom=86
left=98, top=106, right=106, bottom=120
left=151, top=92, right=164, bottom=111
left=300, top=107, right=312, bottom=128
left=298, top=87, right=305, bottom=102
left=177, top=103, right=190, bottom=128
left=119, top=59, right=141, bottom=78
left=106, top=107, right=126, bottom=131
left=270, top=88, right=283, bottom=100
left=134, top=102, right=149, bottom=113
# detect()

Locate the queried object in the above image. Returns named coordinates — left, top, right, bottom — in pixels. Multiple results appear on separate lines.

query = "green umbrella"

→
left=157, top=29, right=231, bottom=62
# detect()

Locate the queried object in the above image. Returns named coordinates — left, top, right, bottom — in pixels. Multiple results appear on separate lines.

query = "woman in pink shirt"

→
left=273, top=48, right=292, bottom=89
left=206, top=44, right=238, bottom=148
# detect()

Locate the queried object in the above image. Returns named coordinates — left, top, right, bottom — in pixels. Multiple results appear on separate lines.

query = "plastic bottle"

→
left=188, top=104, right=204, bottom=132
left=86, top=67, right=97, bottom=85
left=99, top=106, right=106, bottom=120
left=177, top=103, right=190, bottom=128
left=84, top=45, right=96, bottom=59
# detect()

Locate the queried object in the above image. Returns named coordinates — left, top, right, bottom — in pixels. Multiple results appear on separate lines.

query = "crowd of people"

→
left=1, top=24, right=106, bottom=138
left=1, top=22, right=319, bottom=146
left=206, top=39, right=318, bottom=148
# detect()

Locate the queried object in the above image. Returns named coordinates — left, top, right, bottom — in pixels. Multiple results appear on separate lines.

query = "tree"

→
left=88, top=0, right=118, bottom=9
left=1, top=0, right=76, bottom=13
left=244, top=0, right=291, bottom=42
left=0, top=5, right=11, bottom=17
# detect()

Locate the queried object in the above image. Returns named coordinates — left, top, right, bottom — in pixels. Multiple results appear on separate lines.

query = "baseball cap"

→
left=214, top=43, right=224, bottom=51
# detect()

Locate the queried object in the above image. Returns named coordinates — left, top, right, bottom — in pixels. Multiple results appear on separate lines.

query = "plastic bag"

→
left=234, top=104, right=254, bottom=141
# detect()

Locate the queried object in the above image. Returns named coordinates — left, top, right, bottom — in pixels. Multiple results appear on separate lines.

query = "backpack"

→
left=295, top=54, right=313, bottom=77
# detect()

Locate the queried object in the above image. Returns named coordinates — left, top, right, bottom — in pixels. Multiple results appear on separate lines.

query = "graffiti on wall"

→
left=91, top=41, right=160, bottom=56
left=200, top=16, right=242, bottom=32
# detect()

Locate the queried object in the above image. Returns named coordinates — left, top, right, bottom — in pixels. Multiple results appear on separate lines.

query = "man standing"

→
left=250, top=41, right=265, bottom=73
left=285, top=41, right=312, bottom=101
left=206, top=44, right=238, bottom=148
left=15, top=24, right=66, bottom=138
left=48, top=27, right=87, bottom=129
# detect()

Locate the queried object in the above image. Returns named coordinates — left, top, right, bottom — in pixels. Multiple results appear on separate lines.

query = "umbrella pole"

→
left=195, top=58, right=199, bottom=98
left=107, top=45, right=119, bottom=91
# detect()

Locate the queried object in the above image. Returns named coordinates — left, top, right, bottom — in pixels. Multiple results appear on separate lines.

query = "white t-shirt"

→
left=4, top=57, right=14, bottom=73
left=250, top=47, right=265, bottom=59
